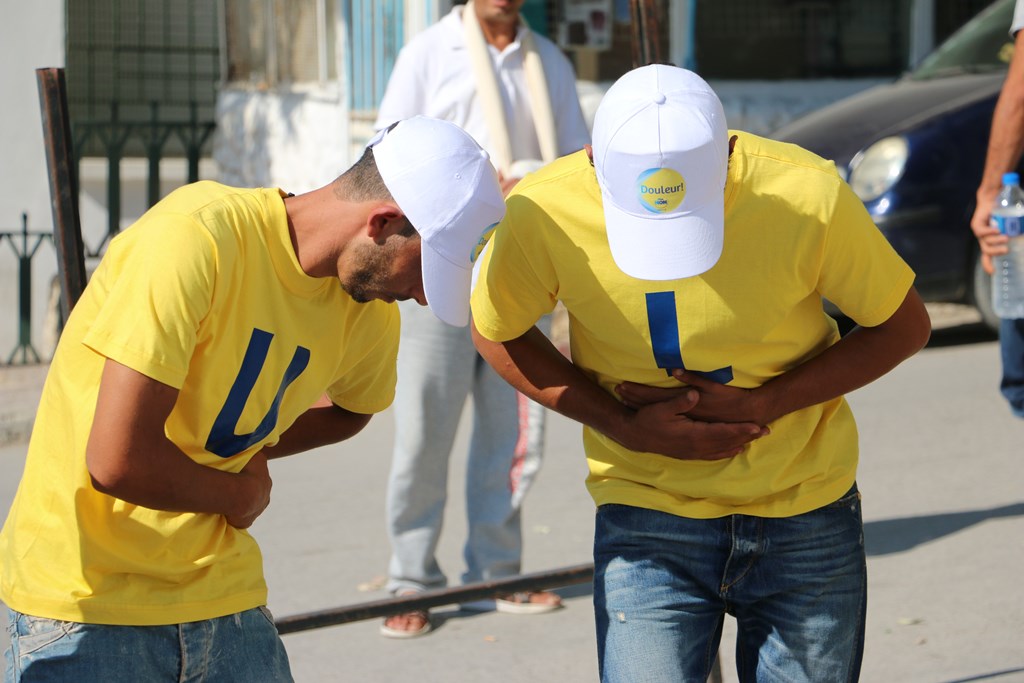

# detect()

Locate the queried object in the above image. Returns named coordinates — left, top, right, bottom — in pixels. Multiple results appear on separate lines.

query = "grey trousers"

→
left=385, top=301, right=547, bottom=594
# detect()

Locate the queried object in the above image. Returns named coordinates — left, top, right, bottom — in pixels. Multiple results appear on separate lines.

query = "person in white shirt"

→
left=373, top=0, right=590, bottom=639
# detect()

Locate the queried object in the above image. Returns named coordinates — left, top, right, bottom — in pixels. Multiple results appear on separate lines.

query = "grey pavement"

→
left=0, top=363, right=47, bottom=447
left=1, top=306, right=1023, bottom=682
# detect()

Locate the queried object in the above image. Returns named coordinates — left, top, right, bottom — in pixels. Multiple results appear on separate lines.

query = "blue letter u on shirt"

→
left=206, top=328, right=311, bottom=458
left=645, top=291, right=733, bottom=383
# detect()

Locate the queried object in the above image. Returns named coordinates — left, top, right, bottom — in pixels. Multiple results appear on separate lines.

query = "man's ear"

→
left=366, top=203, right=405, bottom=244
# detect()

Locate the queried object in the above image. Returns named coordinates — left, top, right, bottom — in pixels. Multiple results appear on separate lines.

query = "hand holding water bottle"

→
left=991, top=172, right=1024, bottom=319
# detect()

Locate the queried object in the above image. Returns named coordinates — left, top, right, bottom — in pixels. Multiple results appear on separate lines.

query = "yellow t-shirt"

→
left=471, top=133, right=915, bottom=519
left=0, top=181, right=399, bottom=625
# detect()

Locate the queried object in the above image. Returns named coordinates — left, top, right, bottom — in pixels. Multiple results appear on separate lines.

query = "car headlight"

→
left=847, top=136, right=908, bottom=202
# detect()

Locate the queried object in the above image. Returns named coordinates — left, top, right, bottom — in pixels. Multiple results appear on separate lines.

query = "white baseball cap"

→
left=592, top=65, right=729, bottom=280
left=369, top=116, right=505, bottom=326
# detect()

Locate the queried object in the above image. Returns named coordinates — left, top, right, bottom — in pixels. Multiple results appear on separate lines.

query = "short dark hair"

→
left=395, top=215, right=416, bottom=237
left=334, top=127, right=417, bottom=239
left=334, top=146, right=393, bottom=202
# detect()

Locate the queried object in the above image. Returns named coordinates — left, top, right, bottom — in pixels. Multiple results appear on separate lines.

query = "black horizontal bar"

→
left=275, top=562, right=594, bottom=635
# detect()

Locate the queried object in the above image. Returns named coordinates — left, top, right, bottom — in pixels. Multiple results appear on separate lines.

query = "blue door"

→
left=344, top=0, right=404, bottom=112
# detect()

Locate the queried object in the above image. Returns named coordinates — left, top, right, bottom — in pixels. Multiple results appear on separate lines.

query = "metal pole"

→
left=275, top=562, right=594, bottom=635
left=36, top=67, right=87, bottom=319
left=148, top=102, right=162, bottom=207
left=187, top=102, right=201, bottom=182
left=107, top=101, right=123, bottom=242
left=629, top=0, right=662, bottom=68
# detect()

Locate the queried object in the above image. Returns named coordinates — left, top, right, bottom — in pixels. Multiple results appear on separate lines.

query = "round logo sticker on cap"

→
left=636, top=168, right=686, bottom=214
left=469, top=222, right=500, bottom=263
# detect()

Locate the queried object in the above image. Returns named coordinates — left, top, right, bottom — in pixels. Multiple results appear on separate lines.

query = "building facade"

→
left=0, top=0, right=996, bottom=358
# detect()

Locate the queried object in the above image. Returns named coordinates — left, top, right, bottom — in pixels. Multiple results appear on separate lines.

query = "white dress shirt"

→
left=374, top=6, right=590, bottom=165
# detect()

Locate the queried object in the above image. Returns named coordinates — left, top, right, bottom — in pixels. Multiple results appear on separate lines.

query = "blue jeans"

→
left=385, top=301, right=547, bottom=593
left=1000, top=317, right=1024, bottom=418
left=593, top=486, right=866, bottom=683
left=4, top=606, right=292, bottom=682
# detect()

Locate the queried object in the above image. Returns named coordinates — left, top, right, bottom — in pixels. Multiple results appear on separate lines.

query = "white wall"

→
left=214, top=86, right=350, bottom=193
left=0, top=0, right=64, bottom=362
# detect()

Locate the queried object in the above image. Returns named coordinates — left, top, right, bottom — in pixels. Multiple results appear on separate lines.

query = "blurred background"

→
left=0, top=0, right=1011, bottom=368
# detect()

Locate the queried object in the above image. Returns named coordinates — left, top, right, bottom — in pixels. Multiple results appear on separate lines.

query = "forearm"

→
left=978, top=31, right=1024, bottom=204
left=752, top=288, right=931, bottom=423
left=88, top=437, right=259, bottom=517
left=979, top=92, right=1024, bottom=201
left=471, top=322, right=766, bottom=459
left=263, top=397, right=373, bottom=459
left=472, top=323, right=629, bottom=434
left=86, top=358, right=265, bottom=521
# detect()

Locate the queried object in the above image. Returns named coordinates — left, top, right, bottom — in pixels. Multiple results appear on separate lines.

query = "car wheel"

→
left=970, top=250, right=1001, bottom=333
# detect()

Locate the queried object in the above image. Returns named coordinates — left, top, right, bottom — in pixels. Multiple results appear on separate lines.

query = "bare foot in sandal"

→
left=496, top=590, right=563, bottom=614
left=462, top=590, right=564, bottom=614
left=380, top=609, right=432, bottom=639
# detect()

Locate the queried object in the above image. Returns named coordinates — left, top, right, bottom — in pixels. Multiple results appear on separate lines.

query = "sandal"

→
left=380, top=609, right=432, bottom=638
left=495, top=590, right=563, bottom=614
left=379, top=591, right=432, bottom=639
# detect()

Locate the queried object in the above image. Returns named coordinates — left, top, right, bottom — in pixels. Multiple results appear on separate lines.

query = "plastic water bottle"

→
left=991, top=172, right=1024, bottom=319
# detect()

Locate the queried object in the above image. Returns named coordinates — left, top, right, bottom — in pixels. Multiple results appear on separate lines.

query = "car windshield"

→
left=911, top=0, right=1016, bottom=80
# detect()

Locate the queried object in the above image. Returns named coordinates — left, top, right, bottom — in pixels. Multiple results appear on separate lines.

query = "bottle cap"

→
left=1003, top=172, right=1020, bottom=185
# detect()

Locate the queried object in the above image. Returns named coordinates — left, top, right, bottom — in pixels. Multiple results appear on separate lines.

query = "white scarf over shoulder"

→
left=462, top=1, right=559, bottom=175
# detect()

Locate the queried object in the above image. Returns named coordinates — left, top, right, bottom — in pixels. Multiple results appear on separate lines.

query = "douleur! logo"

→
left=636, top=167, right=686, bottom=214
left=469, top=222, right=500, bottom=263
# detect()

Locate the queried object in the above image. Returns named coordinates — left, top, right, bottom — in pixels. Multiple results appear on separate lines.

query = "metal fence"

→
left=66, top=0, right=220, bottom=255
left=1, top=215, right=54, bottom=365
left=0, top=109, right=218, bottom=368
left=73, top=106, right=216, bottom=257
left=3, top=1, right=221, bottom=366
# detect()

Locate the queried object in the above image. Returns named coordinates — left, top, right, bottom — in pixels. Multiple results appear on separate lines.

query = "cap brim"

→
left=602, top=192, right=724, bottom=281
left=421, top=238, right=473, bottom=327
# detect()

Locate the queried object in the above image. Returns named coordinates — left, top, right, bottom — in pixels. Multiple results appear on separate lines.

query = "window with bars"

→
left=65, top=0, right=221, bottom=157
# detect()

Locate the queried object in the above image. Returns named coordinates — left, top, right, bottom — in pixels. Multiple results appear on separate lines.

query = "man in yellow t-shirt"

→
left=471, top=65, right=932, bottom=682
left=1, top=116, right=505, bottom=682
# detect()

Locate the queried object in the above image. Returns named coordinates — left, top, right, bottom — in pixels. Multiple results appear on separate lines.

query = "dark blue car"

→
left=772, top=0, right=1018, bottom=331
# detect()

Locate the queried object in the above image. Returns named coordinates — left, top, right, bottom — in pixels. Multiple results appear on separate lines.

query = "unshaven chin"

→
left=341, top=241, right=409, bottom=304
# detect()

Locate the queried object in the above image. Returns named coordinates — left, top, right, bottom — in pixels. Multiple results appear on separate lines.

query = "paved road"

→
left=2, top=316, right=1022, bottom=682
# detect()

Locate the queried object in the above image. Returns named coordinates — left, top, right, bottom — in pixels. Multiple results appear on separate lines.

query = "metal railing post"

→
left=629, top=0, right=663, bottom=68
left=36, top=67, right=87, bottom=320
left=147, top=101, right=163, bottom=207
left=3, top=214, right=52, bottom=365
left=14, top=214, right=40, bottom=364
left=178, top=101, right=216, bottom=184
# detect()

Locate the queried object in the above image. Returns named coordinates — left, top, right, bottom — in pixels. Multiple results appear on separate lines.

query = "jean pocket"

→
left=822, top=484, right=861, bottom=511
left=256, top=605, right=277, bottom=627
left=13, top=613, right=81, bottom=657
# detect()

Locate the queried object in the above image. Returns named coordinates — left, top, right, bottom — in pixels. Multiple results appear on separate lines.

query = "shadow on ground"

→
left=420, top=583, right=594, bottom=634
left=925, top=321, right=998, bottom=349
left=864, top=502, right=1024, bottom=556
left=942, top=667, right=1024, bottom=683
